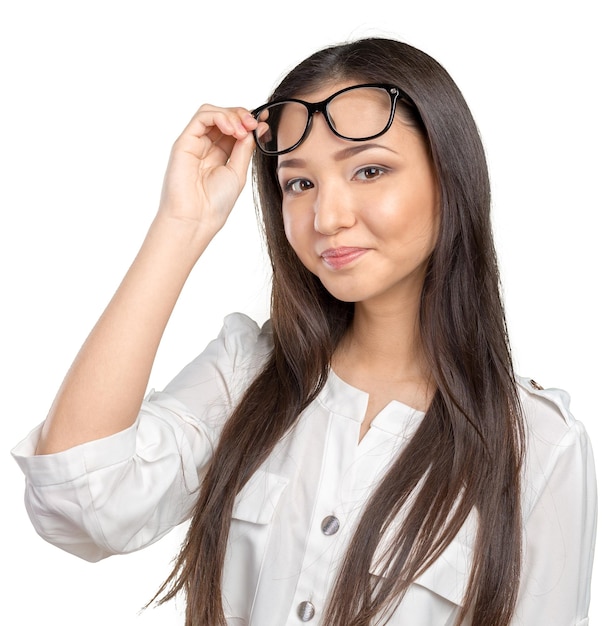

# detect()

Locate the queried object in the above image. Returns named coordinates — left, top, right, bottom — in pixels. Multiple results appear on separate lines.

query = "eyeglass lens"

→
left=254, top=86, right=394, bottom=155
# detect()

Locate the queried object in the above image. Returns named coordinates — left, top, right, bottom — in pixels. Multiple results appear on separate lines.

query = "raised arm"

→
left=36, top=105, right=258, bottom=454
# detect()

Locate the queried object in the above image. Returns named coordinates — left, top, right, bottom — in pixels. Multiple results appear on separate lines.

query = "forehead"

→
left=290, top=80, right=364, bottom=102
left=271, top=81, right=395, bottom=155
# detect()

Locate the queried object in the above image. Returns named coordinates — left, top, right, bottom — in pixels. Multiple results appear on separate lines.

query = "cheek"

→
left=375, top=192, right=430, bottom=233
left=424, top=188, right=441, bottom=251
left=429, top=207, right=440, bottom=250
left=371, top=185, right=439, bottom=257
left=281, top=207, right=322, bottom=277
left=281, top=207, right=309, bottom=253
left=281, top=208, right=297, bottom=249
left=402, top=177, right=439, bottom=237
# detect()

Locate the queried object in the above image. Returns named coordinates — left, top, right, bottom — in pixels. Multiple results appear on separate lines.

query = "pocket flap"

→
left=370, top=537, right=473, bottom=607
left=413, top=539, right=472, bottom=606
left=232, top=470, right=288, bottom=525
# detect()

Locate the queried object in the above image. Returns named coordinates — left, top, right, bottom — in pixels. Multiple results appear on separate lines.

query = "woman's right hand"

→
left=157, top=104, right=259, bottom=238
left=35, top=104, right=260, bottom=455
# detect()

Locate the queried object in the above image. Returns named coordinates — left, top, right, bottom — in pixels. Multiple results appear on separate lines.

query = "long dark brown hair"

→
left=154, top=38, right=525, bottom=626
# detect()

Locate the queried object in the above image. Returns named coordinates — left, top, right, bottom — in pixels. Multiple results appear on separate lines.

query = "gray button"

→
left=297, top=600, right=315, bottom=621
left=321, top=515, right=340, bottom=536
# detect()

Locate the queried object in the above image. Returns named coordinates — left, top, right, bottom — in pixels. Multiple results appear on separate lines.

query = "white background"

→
left=1, top=1, right=604, bottom=623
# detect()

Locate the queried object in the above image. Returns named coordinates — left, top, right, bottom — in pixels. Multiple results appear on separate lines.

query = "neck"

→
left=336, top=292, right=428, bottom=383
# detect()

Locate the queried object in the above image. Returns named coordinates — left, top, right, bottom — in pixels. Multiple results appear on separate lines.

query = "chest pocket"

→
left=369, top=537, right=473, bottom=625
left=231, top=469, right=288, bottom=524
left=223, top=470, right=289, bottom=619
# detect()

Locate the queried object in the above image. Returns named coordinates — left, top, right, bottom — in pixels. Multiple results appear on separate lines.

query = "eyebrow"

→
left=277, top=142, right=398, bottom=170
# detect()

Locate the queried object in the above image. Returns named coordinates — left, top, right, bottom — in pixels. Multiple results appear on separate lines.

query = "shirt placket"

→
left=284, top=409, right=360, bottom=624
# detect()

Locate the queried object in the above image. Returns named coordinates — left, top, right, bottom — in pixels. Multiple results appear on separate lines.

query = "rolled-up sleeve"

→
left=12, top=313, right=271, bottom=562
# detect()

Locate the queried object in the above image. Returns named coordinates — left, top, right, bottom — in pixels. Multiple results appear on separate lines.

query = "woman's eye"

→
left=284, top=178, right=314, bottom=194
left=354, top=166, right=385, bottom=181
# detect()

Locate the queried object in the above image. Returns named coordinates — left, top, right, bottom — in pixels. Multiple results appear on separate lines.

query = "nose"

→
left=313, top=181, right=356, bottom=235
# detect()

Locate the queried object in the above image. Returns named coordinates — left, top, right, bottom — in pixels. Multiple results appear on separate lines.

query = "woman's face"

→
left=277, top=81, right=439, bottom=310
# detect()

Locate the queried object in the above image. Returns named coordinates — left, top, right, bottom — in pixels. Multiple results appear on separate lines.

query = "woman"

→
left=12, top=38, right=596, bottom=625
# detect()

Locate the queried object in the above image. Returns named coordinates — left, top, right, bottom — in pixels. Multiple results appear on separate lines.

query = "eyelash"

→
left=283, top=178, right=313, bottom=195
left=354, top=166, right=387, bottom=181
left=282, top=166, right=388, bottom=195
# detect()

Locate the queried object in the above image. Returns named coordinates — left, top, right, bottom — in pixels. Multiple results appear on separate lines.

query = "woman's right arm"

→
left=35, top=104, right=259, bottom=455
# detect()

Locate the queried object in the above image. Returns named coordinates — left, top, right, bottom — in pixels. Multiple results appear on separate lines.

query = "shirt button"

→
left=321, top=515, right=340, bottom=536
left=297, top=600, right=315, bottom=621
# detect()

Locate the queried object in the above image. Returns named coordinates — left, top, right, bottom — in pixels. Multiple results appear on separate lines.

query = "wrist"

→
left=145, top=213, right=216, bottom=264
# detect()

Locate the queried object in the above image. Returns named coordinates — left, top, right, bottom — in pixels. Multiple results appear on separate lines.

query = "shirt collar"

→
left=317, top=369, right=425, bottom=439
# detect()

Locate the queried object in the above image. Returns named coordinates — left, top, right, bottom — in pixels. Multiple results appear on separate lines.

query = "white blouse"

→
left=12, top=313, right=597, bottom=625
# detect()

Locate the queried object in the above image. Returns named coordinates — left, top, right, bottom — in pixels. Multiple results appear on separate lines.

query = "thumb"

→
left=227, top=132, right=257, bottom=186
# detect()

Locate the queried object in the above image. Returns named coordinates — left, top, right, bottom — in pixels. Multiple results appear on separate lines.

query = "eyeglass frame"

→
left=251, top=83, right=404, bottom=156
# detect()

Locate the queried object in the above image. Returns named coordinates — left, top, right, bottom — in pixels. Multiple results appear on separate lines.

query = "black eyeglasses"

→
left=251, top=83, right=403, bottom=156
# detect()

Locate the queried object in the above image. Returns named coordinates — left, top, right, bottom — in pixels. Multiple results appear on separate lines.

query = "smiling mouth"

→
left=320, top=247, right=369, bottom=269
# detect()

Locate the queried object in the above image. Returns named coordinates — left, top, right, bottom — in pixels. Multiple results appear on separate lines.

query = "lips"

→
left=320, top=247, right=368, bottom=269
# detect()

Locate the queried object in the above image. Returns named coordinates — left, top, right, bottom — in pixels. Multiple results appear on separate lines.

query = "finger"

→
left=225, top=133, right=256, bottom=183
left=176, top=107, right=256, bottom=158
left=211, top=132, right=238, bottom=161
left=190, top=106, right=255, bottom=140
left=206, top=117, right=256, bottom=146
left=205, top=109, right=258, bottom=159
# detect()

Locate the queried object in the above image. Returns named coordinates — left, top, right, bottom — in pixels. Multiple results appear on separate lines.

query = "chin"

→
left=318, top=281, right=368, bottom=304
